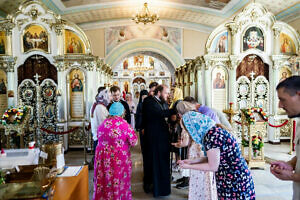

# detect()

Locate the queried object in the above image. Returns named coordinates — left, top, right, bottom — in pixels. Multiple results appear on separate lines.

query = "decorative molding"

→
left=272, top=24, right=282, bottom=38
left=0, top=56, right=17, bottom=72
left=0, top=19, right=15, bottom=35
left=271, top=55, right=291, bottom=70
left=54, top=54, right=97, bottom=71
left=25, top=6, right=41, bottom=21
left=16, top=18, right=30, bottom=30
left=225, top=22, right=238, bottom=36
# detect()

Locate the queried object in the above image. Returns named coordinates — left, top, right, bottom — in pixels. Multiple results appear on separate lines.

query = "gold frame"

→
left=63, top=29, right=86, bottom=55
left=211, top=30, right=230, bottom=54
left=21, top=23, right=51, bottom=54
left=67, top=67, right=86, bottom=121
left=241, top=25, right=266, bottom=53
left=0, top=31, right=8, bottom=55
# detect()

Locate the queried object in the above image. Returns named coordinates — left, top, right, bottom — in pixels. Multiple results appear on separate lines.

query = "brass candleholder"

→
left=223, top=102, right=238, bottom=125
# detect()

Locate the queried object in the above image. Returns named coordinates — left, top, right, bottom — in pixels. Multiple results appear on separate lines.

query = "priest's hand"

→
left=171, top=140, right=183, bottom=148
left=177, top=159, right=192, bottom=165
left=178, top=162, right=191, bottom=169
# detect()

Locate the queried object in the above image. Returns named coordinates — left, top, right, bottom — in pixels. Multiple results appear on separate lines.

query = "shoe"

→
left=175, top=177, right=185, bottom=183
left=175, top=178, right=189, bottom=189
left=143, top=184, right=153, bottom=193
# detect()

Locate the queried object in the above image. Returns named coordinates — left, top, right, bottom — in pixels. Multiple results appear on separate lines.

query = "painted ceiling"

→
left=0, top=0, right=299, bottom=31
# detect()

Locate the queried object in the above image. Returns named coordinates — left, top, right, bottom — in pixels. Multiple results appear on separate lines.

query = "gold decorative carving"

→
left=41, top=17, right=66, bottom=35
left=0, top=19, right=15, bottom=35
left=280, top=119, right=292, bottom=137
left=0, top=56, right=17, bottom=72
left=16, top=18, right=30, bottom=30
left=272, top=25, right=281, bottom=38
left=225, top=22, right=238, bottom=36
left=25, top=6, right=41, bottom=20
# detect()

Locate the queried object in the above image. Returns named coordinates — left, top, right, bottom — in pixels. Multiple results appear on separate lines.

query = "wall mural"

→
left=105, top=25, right=182, bottom=55
left=22, top=24, right=49, bottom=53
left=211, top=31, right=228, bottom=53
left=69, top=69, right=84, bottom=119
left=64, top=29, right=85, bottom=54
left=243, top=27, right=264, bottom=51
left=236, top=54, right=269, bottom=80
left=0, top=31, right=6, bottom=54
left=280, top=33, right=296, bottom=54
left=0, top=70, right=7, bottom=116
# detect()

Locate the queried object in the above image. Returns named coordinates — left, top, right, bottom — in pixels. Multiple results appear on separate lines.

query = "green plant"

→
left=242, top=134, right=264, bottom=157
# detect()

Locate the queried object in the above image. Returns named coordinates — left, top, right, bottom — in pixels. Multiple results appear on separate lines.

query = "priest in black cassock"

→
left=142, top=84, right=175, bottom=198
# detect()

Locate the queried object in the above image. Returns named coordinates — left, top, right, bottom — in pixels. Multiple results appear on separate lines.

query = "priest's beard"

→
left=159, top=95, right=166, bottom=104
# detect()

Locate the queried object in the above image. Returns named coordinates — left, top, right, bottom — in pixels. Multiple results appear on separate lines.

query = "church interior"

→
left=0, top=0, right=299, bottom=199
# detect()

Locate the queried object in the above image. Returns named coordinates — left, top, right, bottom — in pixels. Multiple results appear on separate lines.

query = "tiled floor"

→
left=64, top=142, right=294, bottom=200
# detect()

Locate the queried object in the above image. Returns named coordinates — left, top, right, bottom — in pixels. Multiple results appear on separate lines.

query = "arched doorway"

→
left=236, top=54, right=270, bottom=111
left=236, top=54, right=269, bottom=80
left=112, top=52, right=173, bottom=99
left=17, top=54, right=59, bottom=145
left=18, top=54, right=57, bottom=85
left=132, top=77, right=146, bottom=98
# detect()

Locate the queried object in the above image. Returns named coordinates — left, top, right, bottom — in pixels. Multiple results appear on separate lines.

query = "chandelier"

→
left=132, top=2, right=159, bottom=25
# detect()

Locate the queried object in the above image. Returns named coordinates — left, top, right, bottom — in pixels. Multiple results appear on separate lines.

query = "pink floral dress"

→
left=93, top=116, right=137, bottom=200
left=188, top=141, right=218, bottom=200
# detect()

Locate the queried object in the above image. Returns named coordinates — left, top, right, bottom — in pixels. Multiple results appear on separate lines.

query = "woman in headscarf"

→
left=90, top=88, right=110, bottom=152
left=93, top=102, right=138, bottom=200
left=179, top=111, right=255, bottom=200
left=173, top=101, right=218, bottom=199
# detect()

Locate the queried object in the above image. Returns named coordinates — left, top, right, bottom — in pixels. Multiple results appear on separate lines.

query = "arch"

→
left=236, top=50, right=272, bottom=69
left=105, top=39, right=185, bottom=70
left=132, top=77, right=146, bottom=84
left=17, top=54, right=57, bottom=85
left=236, top=54, right=269, bottom=80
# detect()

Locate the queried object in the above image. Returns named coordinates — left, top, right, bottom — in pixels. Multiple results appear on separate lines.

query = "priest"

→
left=142, top=84, right=175, bottom=197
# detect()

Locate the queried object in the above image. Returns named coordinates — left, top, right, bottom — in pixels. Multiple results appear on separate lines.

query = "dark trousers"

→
left=93, top=140, right=98, bottom=153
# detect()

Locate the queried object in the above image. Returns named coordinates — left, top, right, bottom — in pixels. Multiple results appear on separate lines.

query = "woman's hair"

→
left=216, top=123, right=231, bottom=132
left=176, top=101, right=196, bottom=115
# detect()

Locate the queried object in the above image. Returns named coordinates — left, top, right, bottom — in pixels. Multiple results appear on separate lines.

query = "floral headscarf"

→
left=96, top=89, right=110, bottom=106
left=182, top=111, right=216, bottom=155
left=91, top=89, right=110, bottom=118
